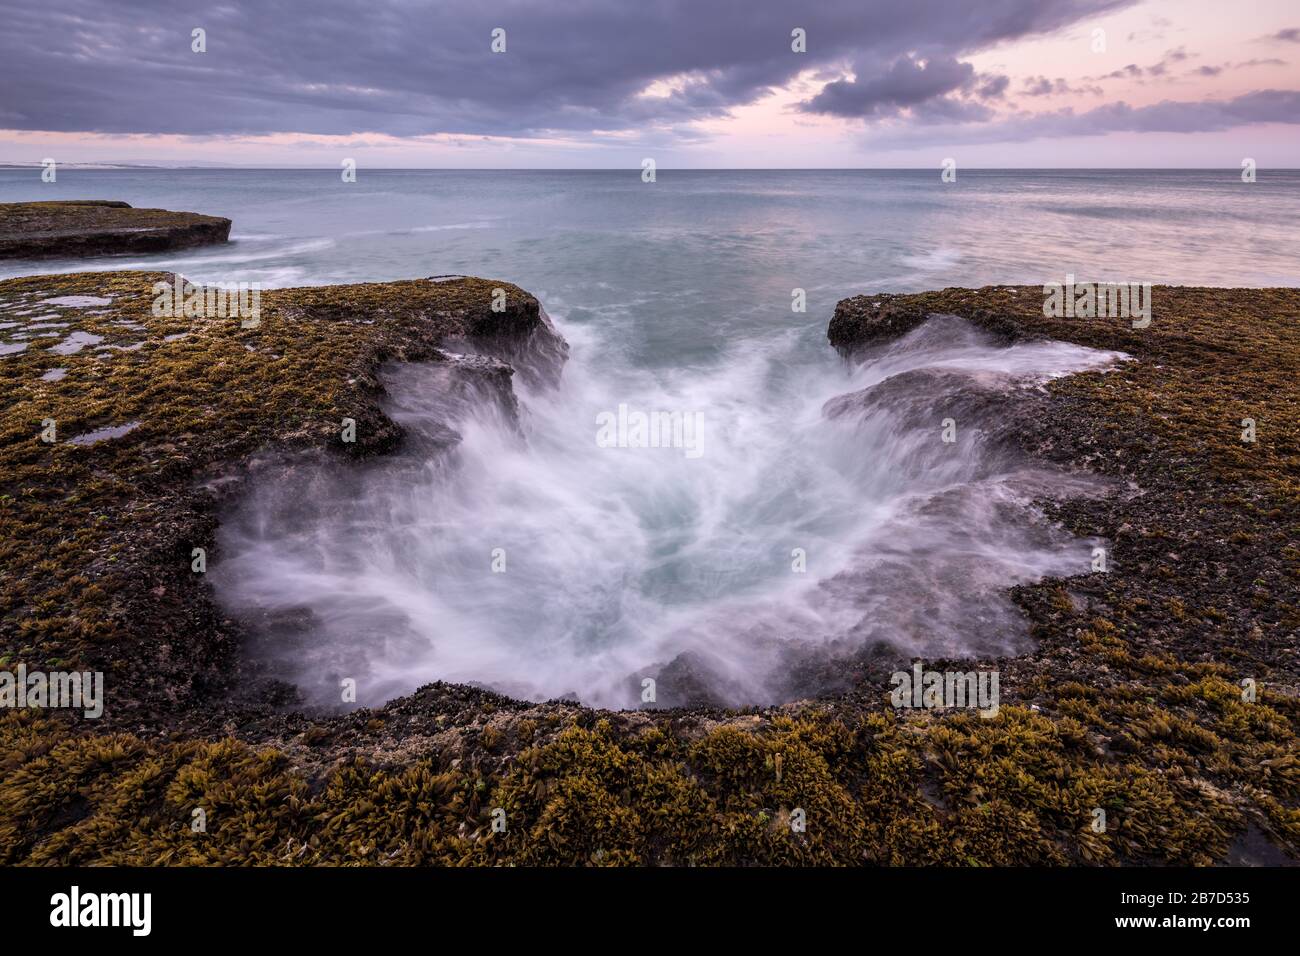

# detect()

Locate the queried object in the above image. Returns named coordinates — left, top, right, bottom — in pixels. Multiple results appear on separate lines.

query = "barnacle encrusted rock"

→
left=0, top=201, right=232, bottom=259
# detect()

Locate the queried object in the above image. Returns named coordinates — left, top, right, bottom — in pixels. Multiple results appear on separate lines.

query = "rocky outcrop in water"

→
left=828, top=293, right=938, bottom=350
left=0, top=200, right=232, bottom=259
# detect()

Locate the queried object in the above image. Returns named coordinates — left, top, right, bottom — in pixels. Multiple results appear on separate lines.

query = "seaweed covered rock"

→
left=0, top=270, right=564, bottom=723
left=828, top=293, right=936, bottom=351
left=0, top=276, right=1296, bottom=867
left=0, top=201, right=232, bottom=259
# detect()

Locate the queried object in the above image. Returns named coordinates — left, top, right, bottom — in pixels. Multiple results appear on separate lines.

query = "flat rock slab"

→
left=0, top=200, right=231, bottom=259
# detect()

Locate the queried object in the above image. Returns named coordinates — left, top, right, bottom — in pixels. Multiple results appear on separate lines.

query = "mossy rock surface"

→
left=0, top=276, right=1296, bottom=866
left=0, top=201, right=231, bottom=259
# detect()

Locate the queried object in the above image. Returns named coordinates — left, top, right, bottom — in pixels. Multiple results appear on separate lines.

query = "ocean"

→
left=4, top=169, right=1295, bottom=707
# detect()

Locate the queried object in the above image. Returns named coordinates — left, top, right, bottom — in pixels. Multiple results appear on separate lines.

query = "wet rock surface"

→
left=0, top=277, right=1296, bottom=866
left=0, top=200, right=232, bottom=259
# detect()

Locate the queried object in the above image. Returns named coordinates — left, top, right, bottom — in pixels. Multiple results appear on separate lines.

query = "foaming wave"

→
left=1, top=236, right=337, bottom=290
left=212, top=314, right=1126, bottom=710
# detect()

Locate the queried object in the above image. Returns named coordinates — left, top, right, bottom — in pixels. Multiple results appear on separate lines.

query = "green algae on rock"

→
left=0, top=276, right=1296, bottom=866
left=0, top=201, right=232, bottom=259
left=0, top=270, right=561, bottom=722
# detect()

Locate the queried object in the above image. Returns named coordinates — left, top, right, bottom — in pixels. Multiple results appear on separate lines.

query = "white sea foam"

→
left=212, top=314, right=1125, bottom=710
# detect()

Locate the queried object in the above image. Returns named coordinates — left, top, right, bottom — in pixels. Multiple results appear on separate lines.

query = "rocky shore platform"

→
left=0, top=201, right=231, bottom=259
left=0, top=273, right=1295, bottom=865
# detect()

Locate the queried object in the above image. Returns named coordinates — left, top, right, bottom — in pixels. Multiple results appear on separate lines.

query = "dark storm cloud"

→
left=0, top=0, right=1135, bottom=137
left=975, top=74, right=1012, bottom=100
left=797, top=53, right=1014, bottom=120
left=800, top=55, right=978, bottom=118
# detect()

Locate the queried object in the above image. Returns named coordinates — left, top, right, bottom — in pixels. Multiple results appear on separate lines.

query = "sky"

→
left=1, top=0, right=1298, bottom=168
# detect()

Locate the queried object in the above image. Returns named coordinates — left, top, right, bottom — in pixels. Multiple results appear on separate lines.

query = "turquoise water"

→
left=4, top=170, right=1293, bottom=708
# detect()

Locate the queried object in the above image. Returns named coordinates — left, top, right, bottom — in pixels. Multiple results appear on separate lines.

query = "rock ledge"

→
left=0, top=200, right=232, bottom=259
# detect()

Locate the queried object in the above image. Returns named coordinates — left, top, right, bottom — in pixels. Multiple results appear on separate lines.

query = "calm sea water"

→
left=2, top=169, right=1296, bottom=365
left=4, top=169, right=1294, bottom=707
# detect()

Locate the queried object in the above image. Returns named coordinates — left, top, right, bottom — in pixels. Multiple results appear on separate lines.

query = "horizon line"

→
left=3, top=164, right=1298, bottom=172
